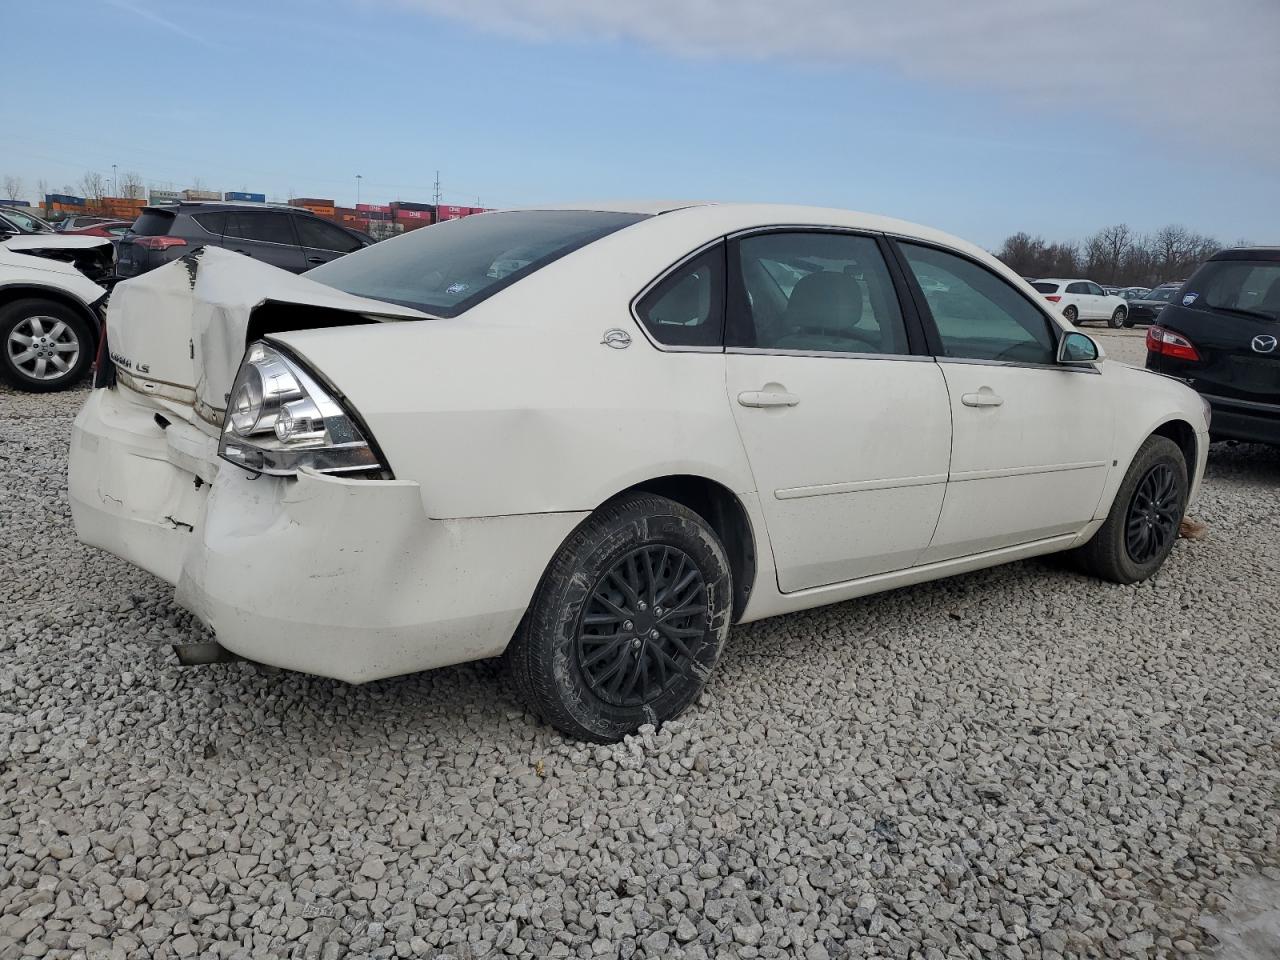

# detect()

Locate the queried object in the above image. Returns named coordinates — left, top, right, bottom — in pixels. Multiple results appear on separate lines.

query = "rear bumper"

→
left=1204, top=394, right=1280, bottom=446
left=70, top=387, right=585, bottom=682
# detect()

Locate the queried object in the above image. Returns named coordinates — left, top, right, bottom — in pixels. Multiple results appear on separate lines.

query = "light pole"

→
left=356, top=174, right=362, bottom=206
left=112, top=164, right=118, bottom=198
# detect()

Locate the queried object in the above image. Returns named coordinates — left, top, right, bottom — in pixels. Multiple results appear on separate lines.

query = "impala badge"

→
left=1252, top=334, right=1277, bottom=354
left=601, top=328, right=632, bottom=349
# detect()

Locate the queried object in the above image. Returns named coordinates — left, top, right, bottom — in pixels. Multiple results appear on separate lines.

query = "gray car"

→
left=115, top=201, right=373, bottom=279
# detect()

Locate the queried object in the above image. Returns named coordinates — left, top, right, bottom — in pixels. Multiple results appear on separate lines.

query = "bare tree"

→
left=36, top=178, right=49, bottom=204
left=80, top=171, right=107, bottom=205
left=2, top=175, right=23, bottom=201
left=118, top=170, right=145, bottom=200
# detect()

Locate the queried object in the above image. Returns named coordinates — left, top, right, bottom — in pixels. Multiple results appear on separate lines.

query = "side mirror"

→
left=1058, top=331, right=1103, bottom=365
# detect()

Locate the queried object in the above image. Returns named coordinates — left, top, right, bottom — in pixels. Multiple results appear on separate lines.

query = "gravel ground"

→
left=2, top=373, right=1278, bottom=960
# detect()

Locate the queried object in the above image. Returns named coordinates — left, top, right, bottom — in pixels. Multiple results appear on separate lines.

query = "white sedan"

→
left=70, top=203, right=1208, bottom=742
left=1030, top=278, right=1130, bottom=327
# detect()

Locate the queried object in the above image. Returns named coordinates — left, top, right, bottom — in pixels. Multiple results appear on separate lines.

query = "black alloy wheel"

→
left=1124, top=463, right=1180, bottom=564
left=576, top=545, right=708, bottom=707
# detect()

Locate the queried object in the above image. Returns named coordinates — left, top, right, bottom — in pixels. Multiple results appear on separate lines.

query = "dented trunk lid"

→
left=105, top=246, right=431, bottom=428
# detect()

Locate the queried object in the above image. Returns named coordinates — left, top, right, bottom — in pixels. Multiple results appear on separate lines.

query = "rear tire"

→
left=507, top=494, right=732, bottom=742
left=1109, top=306, right=1127, bottom=328
left=0, top=298, right=93, bottom=392
left=1063, top=305, right=1079, bottom=324
left=1069, top=436, right=1188, bottom=584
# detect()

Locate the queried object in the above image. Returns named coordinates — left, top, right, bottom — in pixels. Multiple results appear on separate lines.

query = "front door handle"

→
left=307, top=256, right=325, bottom=264
left=961, top=389, right=1004, bottom=408
left=738, top=390, right=800, bottom=408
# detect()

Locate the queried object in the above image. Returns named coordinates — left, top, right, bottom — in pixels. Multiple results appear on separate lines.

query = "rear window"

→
left=1031, top=281, right=1059, bottom=293
left=305, top=210, right=648, bottom=317
left=1183, top=260, right=1280, bottom=321
left=131, top=209, right=175, bottom=237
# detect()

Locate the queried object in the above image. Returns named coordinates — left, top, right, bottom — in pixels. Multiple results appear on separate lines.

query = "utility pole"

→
left=356, top=174, right=362, bottom=206
left=433, top=170, right=441, bottom=207
left=111, top=163, right=117, bottom=198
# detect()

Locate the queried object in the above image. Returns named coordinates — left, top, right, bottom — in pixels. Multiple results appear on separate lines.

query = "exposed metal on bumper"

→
left=70, top=387, right=587, bottom=683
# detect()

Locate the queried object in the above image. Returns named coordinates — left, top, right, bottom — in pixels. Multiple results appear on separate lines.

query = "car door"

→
left=294, top=214, right=365, bottom=269
left=894, top=241, right=1114, bottom=562
left=1063, top=281, right=1091, bottom=319
left=222, top=210, right=307, bottom=272
left=720, top=230, right=952, bottom=592
left=1085, top=281, right=1110, bottom=319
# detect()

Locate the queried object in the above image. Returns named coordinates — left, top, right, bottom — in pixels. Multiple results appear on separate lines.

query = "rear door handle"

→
left=307, top=256, right=325, bottom=264
left=738, top=390, right=800, bottom=408
left=961, top=389, right=1004, bottom=408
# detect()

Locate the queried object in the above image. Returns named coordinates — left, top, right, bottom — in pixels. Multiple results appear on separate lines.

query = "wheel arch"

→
left=610, top=474, right=758, bottom=623
left=1150, top=417, right=1197, bottom=476
left=0, top=283, right=103, bottom=346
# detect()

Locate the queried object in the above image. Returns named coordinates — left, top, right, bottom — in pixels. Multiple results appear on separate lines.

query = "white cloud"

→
left=388, top=0, right=1280, bottom=155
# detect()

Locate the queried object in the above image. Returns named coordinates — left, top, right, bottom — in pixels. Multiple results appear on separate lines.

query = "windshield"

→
left=1181, top=260, right=1280, bottom=320
left=306, top=210, right=649, bottom=317
left=1147, top=287, right=1179, bottom=303
left=2, top=208, right=54, bottom=233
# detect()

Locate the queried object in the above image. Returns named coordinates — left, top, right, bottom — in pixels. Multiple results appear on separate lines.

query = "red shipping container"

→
left=394, top=209, right=433, bottom=221
left=357, top=203, right=392, bottom=213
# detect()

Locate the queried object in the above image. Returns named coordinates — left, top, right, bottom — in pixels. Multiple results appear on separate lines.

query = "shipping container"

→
left=47, top=193, right=87, bottom=207
left=289, top=197, right=335, bottom=206
left=183, top=189, right=220, bottom=201
left=148, top=189, right=182, bottom=205
left=224, top=191, right=267, bottom=203
left=0, top=199, right=33, bottom=208
left=356, top=203, right=392, bottom=213
left=390, top=200, right=434, bottom=213
left=394, top=209, right=432, bottom=221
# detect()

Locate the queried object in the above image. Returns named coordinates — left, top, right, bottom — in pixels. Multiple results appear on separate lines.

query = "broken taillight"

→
left=1146, top=324, right=1201, bottom=362
left=133, top=236, right=188, bottom=250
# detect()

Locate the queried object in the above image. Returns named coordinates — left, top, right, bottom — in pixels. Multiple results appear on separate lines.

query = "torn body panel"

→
left=103, top=246, right=430, bottom=428
left=70, top=386, right=585, bottom=682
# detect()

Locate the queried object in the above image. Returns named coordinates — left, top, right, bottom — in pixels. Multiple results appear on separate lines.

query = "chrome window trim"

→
left=936, top=356, right=1101, bottom=375
left=628, top=238, right=728, bottom=354
left=726, top=346, right=932, bottom=362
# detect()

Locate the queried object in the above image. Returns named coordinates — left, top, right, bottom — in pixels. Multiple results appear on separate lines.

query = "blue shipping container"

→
left=47, top=193, right=87, bottom=206
left=224, top=191, right=267, bottom=203
left=0, top=199, right=32, bottom=208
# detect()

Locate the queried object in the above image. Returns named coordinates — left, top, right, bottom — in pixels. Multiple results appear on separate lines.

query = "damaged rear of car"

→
left=69, top=211, right=645, bottom=684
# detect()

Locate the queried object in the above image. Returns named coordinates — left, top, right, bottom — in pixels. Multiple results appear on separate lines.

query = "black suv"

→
left=116, top=202, right=372, bottom=278
left=1145, top=247, right=1280, bottom=445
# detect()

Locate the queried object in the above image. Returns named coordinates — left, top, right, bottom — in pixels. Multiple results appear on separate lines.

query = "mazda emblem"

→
left=1252, top=334, right=1278, bottom=354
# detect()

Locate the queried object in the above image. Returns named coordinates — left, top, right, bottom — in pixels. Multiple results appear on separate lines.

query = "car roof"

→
left=1210, top=246, right=1280, bottom=262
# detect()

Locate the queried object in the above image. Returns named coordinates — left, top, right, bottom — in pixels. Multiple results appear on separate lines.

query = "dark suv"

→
left=116, top=202, right=372, bottom=278
left=1145, top=247, right=1280, bottom=445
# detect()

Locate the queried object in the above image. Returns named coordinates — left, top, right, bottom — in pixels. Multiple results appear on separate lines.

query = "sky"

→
left=3, top=0, right=1277, bottom=249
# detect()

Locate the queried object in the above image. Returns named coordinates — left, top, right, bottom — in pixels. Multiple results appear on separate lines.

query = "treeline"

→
left=996, top=224, right=1238, bottom=287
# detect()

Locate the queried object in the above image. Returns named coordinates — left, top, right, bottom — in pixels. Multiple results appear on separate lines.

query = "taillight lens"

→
left=1146, top=324, right=1201, bottom=362
left=1045, top=295, right=1062, bottom=303
left=133, top=236, right=187, bottom=250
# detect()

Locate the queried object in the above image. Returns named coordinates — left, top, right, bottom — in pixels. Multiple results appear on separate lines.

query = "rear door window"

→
left=1066, top=282, right=1089, bottom=294
left=296, top=216, right=363, bottom=253
left=225, top=211, right=297, bottom=246
left=192, top=212, right=226, bottom=236
left=729, top=231, right=909, bottom=355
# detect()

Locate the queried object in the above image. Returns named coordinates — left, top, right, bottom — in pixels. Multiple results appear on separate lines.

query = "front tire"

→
left=507, top=493, right=732, bottom=742
left=0, top=298, right=93, bottom=392
left=1070, top=436, right=1188, bottom=584
left=1109, top=306, right=1127, bottom=328
left=1063, top=305, right=1079, bottom=324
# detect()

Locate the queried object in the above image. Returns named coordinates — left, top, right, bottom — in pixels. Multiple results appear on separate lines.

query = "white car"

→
left=0, top=234, right=115, bottom=391
left=69, top=203, right=1209, bottom=742
left=1031, top=278, right=1130, bottom=327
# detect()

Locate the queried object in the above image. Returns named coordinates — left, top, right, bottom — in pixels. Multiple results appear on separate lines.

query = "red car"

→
left=64, top=219, right=134, bottom=239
